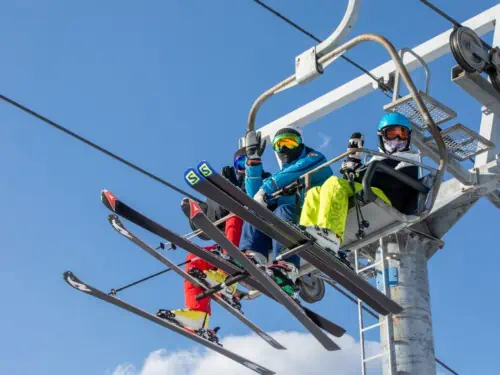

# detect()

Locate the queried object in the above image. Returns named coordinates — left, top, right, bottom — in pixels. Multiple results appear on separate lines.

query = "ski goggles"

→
left=380, top=126, right=410, bottom=140
left=234, top=154, right=247, bottom=171
left=272, top=133, right=302, bottom=152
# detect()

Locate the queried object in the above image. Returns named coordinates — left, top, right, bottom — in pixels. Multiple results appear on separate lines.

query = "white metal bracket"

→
left=295, top=47, right=323, bottom=85
left=292, top=0, right=360, bottom=86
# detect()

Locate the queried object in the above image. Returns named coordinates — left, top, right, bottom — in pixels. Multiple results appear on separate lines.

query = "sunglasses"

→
left=234, top=154, right=247, bottom=171
left=273, top=133, right=302, bottom=152
left=380, top=126, right=410, bottom=140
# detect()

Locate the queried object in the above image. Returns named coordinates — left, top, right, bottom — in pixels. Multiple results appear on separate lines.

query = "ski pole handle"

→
left=195, top=272, right=249, bottom=300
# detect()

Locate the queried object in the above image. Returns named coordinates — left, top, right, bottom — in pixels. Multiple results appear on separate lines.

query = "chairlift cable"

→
left=252, top=0, right=394, bottom=97
left=0, top=94, right=202, bottom=203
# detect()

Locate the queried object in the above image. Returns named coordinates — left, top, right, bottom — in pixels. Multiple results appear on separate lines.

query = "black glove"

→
left=245, top=130, right=266, bottom=161
left=222, top=166, right=238, bottom=186
left=340, top=158, right=362, bottom=176
left=347, top=132, right=364, bottom=161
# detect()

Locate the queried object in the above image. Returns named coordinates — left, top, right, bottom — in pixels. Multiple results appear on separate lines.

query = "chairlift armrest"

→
left=362, top=161, right=430, bottom=203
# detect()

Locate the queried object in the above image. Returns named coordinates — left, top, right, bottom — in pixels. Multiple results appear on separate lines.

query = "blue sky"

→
left=1, top=1, right=499, bottom=374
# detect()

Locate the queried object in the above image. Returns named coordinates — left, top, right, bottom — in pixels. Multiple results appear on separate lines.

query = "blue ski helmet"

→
left=377, top=113, right=412, bottom=153
left=378, top=113, right=411, bottom=131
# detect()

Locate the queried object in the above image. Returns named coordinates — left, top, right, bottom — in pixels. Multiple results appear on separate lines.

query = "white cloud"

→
left=111, top=331, right=382, bottom=375
left=318, top=132, right=332, bottom=150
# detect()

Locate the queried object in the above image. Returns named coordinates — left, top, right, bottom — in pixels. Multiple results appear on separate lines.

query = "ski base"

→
left=188, top=199, right=341, bottom=351
left=186, top=161, right=402, bottom=316
left=108, top=213, right=285, bottom=350
left=101, top=189, right=345, bottom=339
left=64, top=271, right=275, bottom=375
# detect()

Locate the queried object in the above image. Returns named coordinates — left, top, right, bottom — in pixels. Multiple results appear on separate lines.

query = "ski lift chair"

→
left=337, top=48, right=456, bottom=258
left=243, top=13, right=449, bottom=293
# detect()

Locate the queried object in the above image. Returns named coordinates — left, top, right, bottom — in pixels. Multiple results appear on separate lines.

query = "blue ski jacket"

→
left=245, top=146, right=333, bottom=206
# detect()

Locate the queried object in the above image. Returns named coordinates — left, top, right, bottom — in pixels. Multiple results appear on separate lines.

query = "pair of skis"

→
left=65, top=214, right=279, bottom=374
left=99, top=189, right=346, bottom=343
left=184, top=161, right=403, bottom=317
left=107, top=213, right=285, bottom=350
left=64, top=272, right=274, bottom=375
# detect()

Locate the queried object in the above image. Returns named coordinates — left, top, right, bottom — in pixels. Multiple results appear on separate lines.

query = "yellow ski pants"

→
left=299, top=176, right=391, bottom=243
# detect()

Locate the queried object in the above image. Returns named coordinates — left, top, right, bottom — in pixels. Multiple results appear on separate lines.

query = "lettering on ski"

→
left=188, top=199, right=341, bottom=351
left=100, top=189, right=345, bottom=338
left=107, top=214, right=286, bottom=350
left=190, top=162, right=403, bottom=315
left=184, top=169, right=201, bottom=186
left=64, top=272, right=275, bottom=375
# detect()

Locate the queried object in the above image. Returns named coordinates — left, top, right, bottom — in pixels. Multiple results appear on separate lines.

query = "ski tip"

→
left=188, top=199, right=202, bottom=219
left=101, top=189, right=117, bottom=212
left=107, top=213, right=119, bottom=223
left=197, top=161, right=214, bottom=178
left=63, top=271, right=92, bottom=293
left=184, top=168, right=203, bottom=186
left=108, top=214, right=123, bottom=230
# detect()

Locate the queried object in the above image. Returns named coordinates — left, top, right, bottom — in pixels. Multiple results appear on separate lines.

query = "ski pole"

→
left=195, top=272, right=250, bottom=300
left=109, top=259, right=192, bottom=295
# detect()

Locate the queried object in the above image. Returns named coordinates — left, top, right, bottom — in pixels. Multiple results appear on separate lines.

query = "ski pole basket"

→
left=383, top=48, right=457, bottom=131
left=422, top=122, right=495, bottom=161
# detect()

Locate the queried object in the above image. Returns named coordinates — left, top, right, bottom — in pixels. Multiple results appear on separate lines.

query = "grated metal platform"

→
left=384, top=90, right=457, bottom=130
left=423, top=123, right=495, bottom=161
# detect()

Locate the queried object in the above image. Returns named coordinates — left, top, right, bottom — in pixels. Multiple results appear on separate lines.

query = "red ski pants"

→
left=184, top=216, right=243, bottom=314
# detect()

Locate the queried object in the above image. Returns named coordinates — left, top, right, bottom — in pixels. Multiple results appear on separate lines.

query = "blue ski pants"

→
left=239, top=203, right=301, bottom=268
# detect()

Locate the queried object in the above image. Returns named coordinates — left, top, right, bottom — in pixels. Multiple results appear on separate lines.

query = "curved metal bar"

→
left=362, top=161, right=430, bottom=203
left=393, top=47, right=431, bottom=101
left=247, top=33, right=448, bottom=219
left=303, top=148, right=438, bottom=177
left=271, top=148, right=436, bottom=200
left=315, top=0, right=361, bottom=59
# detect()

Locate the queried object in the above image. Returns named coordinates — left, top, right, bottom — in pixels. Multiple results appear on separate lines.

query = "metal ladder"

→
left=355, top=238, right=396, bottom=375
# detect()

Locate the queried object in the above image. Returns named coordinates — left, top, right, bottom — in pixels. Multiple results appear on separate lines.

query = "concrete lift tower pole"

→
left=246, top=2, right=500, bottom=374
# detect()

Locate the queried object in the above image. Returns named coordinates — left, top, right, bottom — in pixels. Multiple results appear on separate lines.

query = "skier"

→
left=160, top=149, right=256, bottom=331
left=240, top=127, right=333, bottom=297
left=300, top=113, right=420, bottom=256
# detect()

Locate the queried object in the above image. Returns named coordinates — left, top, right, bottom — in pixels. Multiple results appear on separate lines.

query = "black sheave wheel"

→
left=450, top=26, right=487, bottom=73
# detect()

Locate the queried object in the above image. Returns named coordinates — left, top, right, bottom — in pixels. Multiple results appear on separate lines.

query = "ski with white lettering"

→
left=184, top=161, right=402, bottom=315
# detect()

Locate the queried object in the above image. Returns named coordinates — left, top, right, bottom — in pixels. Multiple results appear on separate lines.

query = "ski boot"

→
left=244, top=250, right=268, bottom=269
left=266, top=261, right=300, bottom=301
left=303, top=225, right=352, bottom=265
left=304, top=226, right=341, bottom=253
left=187, top=267, right=210, bottom=287
left=196, top=326, right=222, bottom=346
left=157, top=308, right=210, bottom=331
left=235, top=288, right=261, bottom=301
left=203, top=269, right=242, bottom=311
left=211, top=246, right=244, bottom=269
